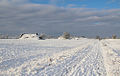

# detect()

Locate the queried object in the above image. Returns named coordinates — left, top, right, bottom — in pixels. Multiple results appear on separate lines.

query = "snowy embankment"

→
left=0, top=39, right=120, bottom=76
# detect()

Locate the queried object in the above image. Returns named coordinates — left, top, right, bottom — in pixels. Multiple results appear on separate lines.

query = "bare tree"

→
left=0, top=34, right=2, bottom=39
left=96, top=36, right=100, bottom=39
left=39, top=33, right=47, bottom=39
left=96, top=36, right=101, bottom=40
left=112, top=34, right=117, bottom=39
left=62, top=32, right=70, bottom=39
left=0, top=34, right=8, bottom=39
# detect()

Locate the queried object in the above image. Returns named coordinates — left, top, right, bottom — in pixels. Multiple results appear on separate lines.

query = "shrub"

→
left=39, top=33, right=47, bottom=39
left=96, top=36, right=101, bottom=40
left=96, top=36, right=100, bottom=39
left=112, top=34, right=117, bottom=39
left=62, top=32, right=70, bottom=39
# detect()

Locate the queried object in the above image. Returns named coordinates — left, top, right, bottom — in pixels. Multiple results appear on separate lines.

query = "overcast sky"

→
left=0, top=0, right=120, bottom=37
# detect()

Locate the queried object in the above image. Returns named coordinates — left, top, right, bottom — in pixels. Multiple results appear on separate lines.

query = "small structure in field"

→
left=19, top=33, right=39, bottom=40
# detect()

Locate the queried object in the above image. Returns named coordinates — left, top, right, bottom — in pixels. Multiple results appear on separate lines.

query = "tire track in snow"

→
left=33, top=41, right=94, bottom=76
left=0, top=39, right=94, bottom=75
left=70, top=41, right=106, bottom=76
left=0, top=39, right=91, bottom=71
left=37, top=40, right=106, bottom=76
left=36, top=45, right=93, bottom=76
left=102, top=40, right=120, bottom=56
left=101, top=40, right=120, bottom=76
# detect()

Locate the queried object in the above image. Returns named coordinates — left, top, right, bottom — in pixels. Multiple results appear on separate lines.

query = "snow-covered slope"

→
left=0, top=39, right=120, bottom=76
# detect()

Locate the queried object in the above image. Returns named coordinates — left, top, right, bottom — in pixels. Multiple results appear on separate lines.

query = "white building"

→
left=19, top=33, right=39, bottom=40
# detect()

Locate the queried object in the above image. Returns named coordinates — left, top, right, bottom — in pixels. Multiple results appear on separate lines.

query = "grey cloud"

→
left=0, top=1, right=120, bottom=37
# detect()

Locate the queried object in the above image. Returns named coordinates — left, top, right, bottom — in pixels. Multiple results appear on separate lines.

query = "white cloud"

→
left=0, top=0, right=28, bottom=5
left=0, top=0, right=120, bottom=37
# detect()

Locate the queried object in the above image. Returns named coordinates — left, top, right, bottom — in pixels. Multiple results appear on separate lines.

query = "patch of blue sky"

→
left=29, top=0, right=50, bottom=4
left=29, top=0, right=120, bottom=9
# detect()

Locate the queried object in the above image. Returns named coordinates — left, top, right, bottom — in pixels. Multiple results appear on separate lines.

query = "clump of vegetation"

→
left=39, top=33, right=47, bottom=39
left=58, top=32, right=71, bottom=39
left=96, top=36, right=100, bottom=39
left=96, top=36, right=101, bottom=40
left=62, top=32, right=70, bottom=39
left=0, top=34, right=8, bottom=39
left=112, top=34, right=117, bottom=39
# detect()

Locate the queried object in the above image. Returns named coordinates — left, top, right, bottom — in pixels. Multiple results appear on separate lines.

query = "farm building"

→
left=19, top=33, right=39, bottom=40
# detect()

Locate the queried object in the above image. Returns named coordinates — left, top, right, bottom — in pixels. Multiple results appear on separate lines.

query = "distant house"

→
left=19, top=33, right=40, bottom=40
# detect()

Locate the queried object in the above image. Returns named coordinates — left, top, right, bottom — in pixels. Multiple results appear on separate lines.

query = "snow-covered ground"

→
left=0, top=39, right=120, bottom=76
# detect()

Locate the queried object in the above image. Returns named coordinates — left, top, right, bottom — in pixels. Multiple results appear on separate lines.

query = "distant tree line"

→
left=0, top=34, right=8, bottom=39
left=96, top=34, right=118, bottom=40
left=0, top=33, right=119, bottom=39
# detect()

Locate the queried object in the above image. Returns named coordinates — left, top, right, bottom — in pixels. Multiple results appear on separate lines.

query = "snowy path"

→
left=0, top=39, right=120, bottom=76
left=37, top=41, right=106, bottom=76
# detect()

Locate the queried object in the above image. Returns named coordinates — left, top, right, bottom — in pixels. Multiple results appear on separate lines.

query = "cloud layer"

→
left=0, top=0, right=120, bottom=37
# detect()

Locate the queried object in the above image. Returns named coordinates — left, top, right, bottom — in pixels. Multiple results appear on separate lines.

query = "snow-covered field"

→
left=0, top=39, right=120, bottom=76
